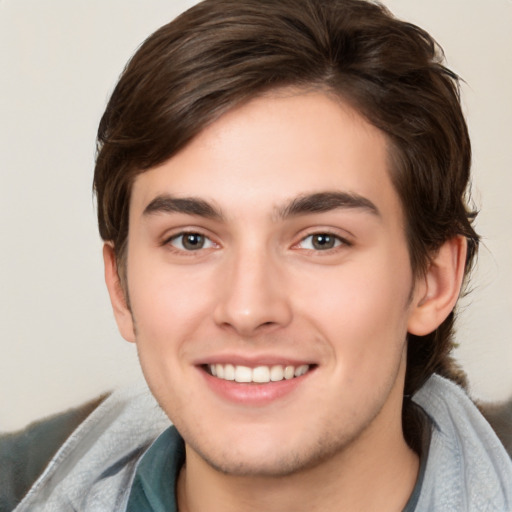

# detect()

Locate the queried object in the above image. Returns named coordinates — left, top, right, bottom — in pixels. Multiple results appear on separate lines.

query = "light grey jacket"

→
left=12, top=375, right=512, bottom=511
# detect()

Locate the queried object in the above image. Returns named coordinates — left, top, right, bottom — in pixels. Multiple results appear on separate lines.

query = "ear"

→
left=407, top=236, right=467, bottom=336
left=103, top=243, right=136, bottom=343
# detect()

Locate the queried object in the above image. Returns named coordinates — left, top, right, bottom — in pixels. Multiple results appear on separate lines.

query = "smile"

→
left=207, top=363, right=311, bottom=383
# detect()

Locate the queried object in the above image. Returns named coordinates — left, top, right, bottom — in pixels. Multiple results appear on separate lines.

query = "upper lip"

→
left=194, top=353, right=316, bottom=367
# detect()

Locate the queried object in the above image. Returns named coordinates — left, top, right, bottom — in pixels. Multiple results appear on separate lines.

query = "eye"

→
left=298, top=233, right=345, bottom=251
left=168, top=232, right=216, bottom=251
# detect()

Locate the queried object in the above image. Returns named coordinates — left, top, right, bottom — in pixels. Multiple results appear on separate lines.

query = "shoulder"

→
left=3, top=382, right=171, bottom=512
left=0, top=394, right=108, bottom=511
left=413, top=375, right=512, bottom=511
left=479, top=397, right=512, bottom=457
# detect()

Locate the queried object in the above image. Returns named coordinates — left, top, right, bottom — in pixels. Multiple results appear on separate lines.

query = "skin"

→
left=104, top=90, right=466, bottom=511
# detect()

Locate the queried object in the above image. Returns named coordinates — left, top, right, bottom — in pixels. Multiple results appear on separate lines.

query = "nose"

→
left=213, top=247, right=293, bottom=337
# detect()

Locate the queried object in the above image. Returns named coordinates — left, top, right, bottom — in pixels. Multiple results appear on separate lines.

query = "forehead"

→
left=130, top=90, right=402, bottom=225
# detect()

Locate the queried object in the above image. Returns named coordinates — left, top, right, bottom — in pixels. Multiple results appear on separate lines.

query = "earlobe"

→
left=103, top=243, right=136, bottom=343
left=407, top=236, right=467, bottom=336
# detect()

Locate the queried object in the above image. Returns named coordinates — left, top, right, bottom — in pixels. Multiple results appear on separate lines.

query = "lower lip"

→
left=200, top=367, right=312, bottom=406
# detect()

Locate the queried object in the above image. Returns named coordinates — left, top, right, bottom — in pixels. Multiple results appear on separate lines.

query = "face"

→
left=115, top=91, right=425, bottom=476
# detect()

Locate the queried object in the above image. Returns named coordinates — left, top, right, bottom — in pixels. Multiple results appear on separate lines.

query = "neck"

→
left=177, top=415, right=419, bottom=512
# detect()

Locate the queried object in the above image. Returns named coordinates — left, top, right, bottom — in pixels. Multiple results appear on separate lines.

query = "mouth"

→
left=203, top=363, right=315, bottom=383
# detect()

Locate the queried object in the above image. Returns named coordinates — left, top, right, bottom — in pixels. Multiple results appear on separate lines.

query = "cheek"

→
left=126, top=258, right=218, bottom=411
left=296, top=252, right=413, bottom=361
left=127, top=256, right=216, bottom=354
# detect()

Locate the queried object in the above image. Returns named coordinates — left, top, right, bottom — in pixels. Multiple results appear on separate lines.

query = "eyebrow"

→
left=277, top=191, right=380, bottom=219
left=142, top=191, right=380, bottom=221
left=143, top=195, right=223, bottom=220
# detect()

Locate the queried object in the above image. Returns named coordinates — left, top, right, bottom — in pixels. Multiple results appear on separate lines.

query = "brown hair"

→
left=94, top=0, right=479, bottom=449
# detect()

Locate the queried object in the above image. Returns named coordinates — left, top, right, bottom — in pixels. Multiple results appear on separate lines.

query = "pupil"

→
left=183, top=233, right=204, bottom=250
left=313, top=234, right=334, bottom=250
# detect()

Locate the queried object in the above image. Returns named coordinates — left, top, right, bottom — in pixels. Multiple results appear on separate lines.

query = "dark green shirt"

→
left=126, top=426, right=185, bottom=512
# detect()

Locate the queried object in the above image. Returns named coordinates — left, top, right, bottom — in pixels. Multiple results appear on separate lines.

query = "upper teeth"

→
left=209, top=364, right=310, bottom=383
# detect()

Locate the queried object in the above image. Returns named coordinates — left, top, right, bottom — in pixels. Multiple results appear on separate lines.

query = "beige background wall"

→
left=1, top=0, right=511, bottom=431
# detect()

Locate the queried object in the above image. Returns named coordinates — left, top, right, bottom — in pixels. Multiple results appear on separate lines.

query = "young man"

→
left=6, top=0, right=512, bottom=510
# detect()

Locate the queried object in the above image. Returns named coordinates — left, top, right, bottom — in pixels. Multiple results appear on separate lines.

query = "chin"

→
left=196, top=448, right=318, bottom=478
left=185, top=426, right=355, bottom=478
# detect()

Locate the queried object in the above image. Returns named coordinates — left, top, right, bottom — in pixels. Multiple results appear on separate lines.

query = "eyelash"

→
left=294, top=231, right=351, bottom=252
left=163, top=230, right=351, bottom=254
left=164, top=231, right=217, bottom=253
